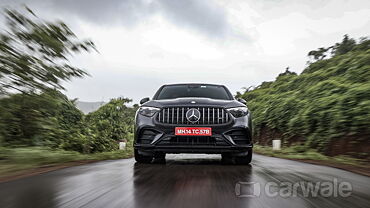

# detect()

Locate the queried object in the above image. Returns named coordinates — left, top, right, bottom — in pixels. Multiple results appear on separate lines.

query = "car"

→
left=134, top=83, right=253, bottom=164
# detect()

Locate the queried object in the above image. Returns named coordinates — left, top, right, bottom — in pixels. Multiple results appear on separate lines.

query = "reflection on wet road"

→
left=0, top=154, right=369, bottom=208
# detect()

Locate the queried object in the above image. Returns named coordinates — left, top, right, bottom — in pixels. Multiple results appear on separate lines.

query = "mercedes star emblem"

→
left=186, top=108, right=201, bottom=123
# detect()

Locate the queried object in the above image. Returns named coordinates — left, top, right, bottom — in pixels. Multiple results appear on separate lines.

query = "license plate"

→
left=175, top=127, right=212, bottom=136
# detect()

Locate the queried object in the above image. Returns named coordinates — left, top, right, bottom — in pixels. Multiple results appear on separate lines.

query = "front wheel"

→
left=134, top=149, right=153, bottom=163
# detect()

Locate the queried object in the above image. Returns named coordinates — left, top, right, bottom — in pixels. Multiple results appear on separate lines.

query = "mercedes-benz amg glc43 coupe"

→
left=134, top=83, right=253, bottom=164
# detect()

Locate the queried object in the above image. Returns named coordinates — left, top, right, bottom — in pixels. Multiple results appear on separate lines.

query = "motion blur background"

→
left=0, top=0, right=369, bottom=177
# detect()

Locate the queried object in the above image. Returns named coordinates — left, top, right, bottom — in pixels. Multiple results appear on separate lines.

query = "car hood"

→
left=142, top=97, right=246, bottom=108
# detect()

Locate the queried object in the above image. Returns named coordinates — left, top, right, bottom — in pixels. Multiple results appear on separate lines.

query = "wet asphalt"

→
left=0, top=154, right=369, bottom=208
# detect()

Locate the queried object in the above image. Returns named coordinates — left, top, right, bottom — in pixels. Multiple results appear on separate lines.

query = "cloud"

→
left=52, top=0, right=153, bottom=26
left=1, top=0, right=233, bottom=38
left=2, top=0, right=369, bottom=103
left=157, top=0, right=229, bottom=38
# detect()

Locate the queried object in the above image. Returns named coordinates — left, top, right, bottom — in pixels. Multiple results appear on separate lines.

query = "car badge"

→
left=186, top=108, right=201, bottom=123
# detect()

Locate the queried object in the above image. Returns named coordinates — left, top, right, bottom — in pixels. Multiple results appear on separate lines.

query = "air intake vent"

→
left=156, top=107, right=230, bottom=125
left=157, top=136, right=229, bottom=146
left=138, top=129, right=159, bottom=144
left=226, top=130, right=251, bottom=145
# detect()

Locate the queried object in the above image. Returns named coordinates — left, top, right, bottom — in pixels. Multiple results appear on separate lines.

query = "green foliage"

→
left=0, top=90, right=86, bottom=148
left=308, top=47, right=330, bottom=61
left=332, top=34, right=357, bottom=56
left=241, top=35, right=370, bottom=154
left=0, top=8, right=136, bottom=157
left=0, top=8, right=95, bottom=94
left=306, top=35, right=368, bottom=66
left=0, top=146, right=133, bottom=177
left=85, top=97, right=137, bottom=153
left=0, top=92, right=137, bottom=154
left=253, top=145, right=366, bottom=167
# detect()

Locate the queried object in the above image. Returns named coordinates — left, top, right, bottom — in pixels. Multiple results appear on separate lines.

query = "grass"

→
left=253, top=144, right=366, bottom=167
left=0, top=146, right=134, bottom=178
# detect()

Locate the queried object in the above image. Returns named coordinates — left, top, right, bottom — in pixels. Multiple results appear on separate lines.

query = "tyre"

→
left=134, top=149, right=153, bottom=163
left=234, top=150, right=252, bottom=165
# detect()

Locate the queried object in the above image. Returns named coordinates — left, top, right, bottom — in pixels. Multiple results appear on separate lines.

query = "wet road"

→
left=0, top=154, right=369, bottom=208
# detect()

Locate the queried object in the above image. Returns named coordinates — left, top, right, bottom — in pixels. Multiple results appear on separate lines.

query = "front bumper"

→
left=134, top=112, right=253, bottom=155
left=134, top=144, right=253, bottom=154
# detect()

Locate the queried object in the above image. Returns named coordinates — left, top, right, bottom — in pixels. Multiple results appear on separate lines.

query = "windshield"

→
left=155, top=84, right=232, bottom=100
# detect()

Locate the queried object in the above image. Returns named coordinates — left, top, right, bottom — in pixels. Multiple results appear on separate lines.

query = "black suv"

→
left=134, top=83, right=253, bottom=164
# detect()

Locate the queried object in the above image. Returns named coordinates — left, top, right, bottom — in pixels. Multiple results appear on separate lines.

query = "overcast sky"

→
left=1, top=0, right=370, bottom=103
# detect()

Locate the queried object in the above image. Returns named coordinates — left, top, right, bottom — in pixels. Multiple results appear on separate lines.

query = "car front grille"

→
left=156, top=107, right=230, bottom=125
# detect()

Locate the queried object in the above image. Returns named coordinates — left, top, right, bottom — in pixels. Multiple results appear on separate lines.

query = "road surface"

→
left=0, top=154, right=369, bottom=208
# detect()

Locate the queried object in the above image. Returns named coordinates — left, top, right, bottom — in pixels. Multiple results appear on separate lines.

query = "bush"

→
left=241, top=35, right=370, bottom=155
left=0, top=90, right=85, bottom=148
left=0, top=91, right=138, bottom=154
left=85, top=98, right=137, bottom=153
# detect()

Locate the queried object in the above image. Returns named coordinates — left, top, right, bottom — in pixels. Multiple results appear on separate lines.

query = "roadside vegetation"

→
left=0, top=145, right=134, bottom=178
left=253, top=145, right=365, bottom=167
left=253, top=144, right=370, bottom=176
left=0, top=8, right=135, bottom=178
left=238, top=35, right=370, bottom=162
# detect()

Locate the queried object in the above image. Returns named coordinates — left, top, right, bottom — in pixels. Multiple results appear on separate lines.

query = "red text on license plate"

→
left=175, top=127, right=212, bottom=136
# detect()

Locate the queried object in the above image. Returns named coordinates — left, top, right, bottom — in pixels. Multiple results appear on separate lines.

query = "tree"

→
left=308, top=47, right=331, bottom=61
left=332, top=34, right=356, bottom=56
left=307, top=35, right=357, bottom=63
left=241, top=35, right=370, bottom=157
left=85, top=97, right=137, bottom=152
left=0, top=90, right=85, bottom=147
left=0, top=8, right=95, bottom=94
left=278, top=67, right=297, bottom=77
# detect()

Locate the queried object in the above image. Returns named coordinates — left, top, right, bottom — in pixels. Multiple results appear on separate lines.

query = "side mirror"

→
left=237, top=98, right=247, bottom=105
left=140, top=97, right=150, bottom=105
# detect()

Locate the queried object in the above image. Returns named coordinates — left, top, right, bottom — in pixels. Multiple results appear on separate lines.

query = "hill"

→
left=239, top=35, right=370, bottom=158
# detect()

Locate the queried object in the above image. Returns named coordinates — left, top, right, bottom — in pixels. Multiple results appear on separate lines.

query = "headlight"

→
left=227, top=107, right=249, bottom=118
left=138, top=106, right=160, bottom=117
